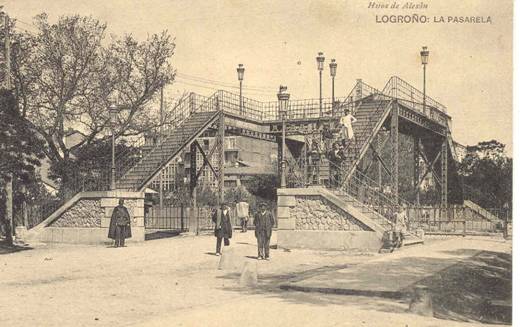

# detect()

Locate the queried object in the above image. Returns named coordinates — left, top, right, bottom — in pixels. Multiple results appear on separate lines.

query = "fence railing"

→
left=412, top=220, right=500, bottom=235
left=382, top=76, right=447, bottom=113
left=145, top=205, right=278, bottom=232
left=26, top=166, right=111, bottom=228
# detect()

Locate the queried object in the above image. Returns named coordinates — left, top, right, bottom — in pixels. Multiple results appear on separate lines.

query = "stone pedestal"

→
left=277, top=187, right=381, bottom=251
left=22, top=191, right=145, bottom=245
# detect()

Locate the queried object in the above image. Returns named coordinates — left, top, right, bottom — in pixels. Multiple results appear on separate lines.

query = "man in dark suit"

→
left=254, top=202, right=275, bottom=260
left=108, top=199, right=132, bottom=247
left=212, top=203, right=232, bottom=256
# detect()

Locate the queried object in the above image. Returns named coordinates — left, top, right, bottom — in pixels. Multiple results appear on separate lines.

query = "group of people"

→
left=211, top=202, right=275, bottom=260
left=307, top=109, right=357, bottom=153
left=107, top=199, right=275, bottom=260
left=307, top=109, right=357, bottom=183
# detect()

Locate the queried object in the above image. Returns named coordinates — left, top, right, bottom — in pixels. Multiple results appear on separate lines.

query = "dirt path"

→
left=0, top=233, right=511, bottom=327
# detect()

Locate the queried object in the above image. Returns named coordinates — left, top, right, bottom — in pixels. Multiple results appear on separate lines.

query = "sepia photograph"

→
left=0, top=0, right=513, bottom=326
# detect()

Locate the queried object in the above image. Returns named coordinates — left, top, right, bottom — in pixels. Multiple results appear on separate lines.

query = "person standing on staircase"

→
left=340, top=108, right=357, bottom=141
left=108, top=199, right=132, bottom=248
left=329, top=142, right=344, bottom=186
left=212, top=203, right=233, bottom=256
left=322, top=125, right=335, bottom=152
left=254, top=202, right=275, bottom=260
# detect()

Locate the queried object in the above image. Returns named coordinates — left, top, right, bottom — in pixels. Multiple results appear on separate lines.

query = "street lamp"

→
left=316, top=52, right=325, bottom=118
left=237, top=64, right=245, bottom=116
left=109, top=104, right=119, bottom=190
left=420, top=46, right=429, bottom=114
left=278, top=86, right=290, bottom=188
left=329, top=58, right=337, bottom=115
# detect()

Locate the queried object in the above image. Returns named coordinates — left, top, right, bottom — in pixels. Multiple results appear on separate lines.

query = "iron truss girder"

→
left=397, top=105, right=447, bottom=136
left=224, top=126, right=275, bottom=141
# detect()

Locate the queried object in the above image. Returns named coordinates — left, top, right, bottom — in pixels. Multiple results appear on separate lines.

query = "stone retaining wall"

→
left=292, top=196, right=369, bottom=231
left=51, top=199, right=103, bottom=228
left=277, top=188, right=381, bottom=251
left=19, top=191, right=145, bottom=245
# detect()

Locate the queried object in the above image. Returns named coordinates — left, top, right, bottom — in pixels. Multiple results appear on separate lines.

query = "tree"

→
left=459, top=140, right=512, bottom=209
left=0, top=89, right=45, bottom=243
left=12, top=14, right=177, bottom=183
left=244, top=174, right=279, bottom=202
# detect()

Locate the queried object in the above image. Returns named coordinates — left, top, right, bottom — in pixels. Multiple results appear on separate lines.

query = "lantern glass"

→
left=329, top=59, right=337, bottom=77
left=316, top=52, right=325, bottom=71
left=277, top=86, right=290, bottom=114
left=420, top=46, right=429, bottom=65
left=237, top=64, right=245, bottom=81
left=109, top=104, right=118, bottom=126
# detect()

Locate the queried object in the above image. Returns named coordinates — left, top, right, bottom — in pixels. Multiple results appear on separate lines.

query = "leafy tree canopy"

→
left=459, top=140, right=512, bottom=209
left=12, top=13, right=177, bottom=173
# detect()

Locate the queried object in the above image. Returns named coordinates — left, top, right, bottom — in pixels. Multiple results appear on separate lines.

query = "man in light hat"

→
left=253, top=202, right=275, bottom=260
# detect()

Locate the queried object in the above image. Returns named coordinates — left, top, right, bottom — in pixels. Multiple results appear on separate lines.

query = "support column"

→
left=277, top=136, right=283, bottom=184
left=189, top=142, right=198, bottom=234
left=377, top=132, right=382, bottom=189
left=441, top=137, right=448, bottom=218
left=414, top=137, right=421, bottom=205
left=303, top=135, right=308, bottom=186
left=189, top=142, right=197, bottom=193
left=390, top=104, right=399, bottom=204
left=218, top=108, right=225, bottom=204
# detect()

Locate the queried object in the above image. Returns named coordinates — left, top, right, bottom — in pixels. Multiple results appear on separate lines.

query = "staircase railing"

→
left=383, top=76, right=447, bottom=112
left=116, top=92, right=218, bottom=182
left=329, top=160, right=405, bottom=224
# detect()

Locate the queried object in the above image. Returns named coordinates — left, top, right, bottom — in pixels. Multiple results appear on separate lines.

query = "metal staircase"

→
left=338, top=94, right=393, bottom=183
left=114, top=91, right=224, bottom=191
left=116, top=110, right=220, bottom=191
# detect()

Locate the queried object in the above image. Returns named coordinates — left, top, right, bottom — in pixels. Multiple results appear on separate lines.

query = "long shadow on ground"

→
left=144, top=230, right=181, bottom=241
left=0, top=240, right=33, bottom=255
left=413, top=250, right=512, bottom=324
left=218, top=249, right=512, bottom=325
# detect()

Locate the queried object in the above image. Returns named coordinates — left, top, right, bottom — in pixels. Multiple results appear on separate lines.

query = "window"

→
left=226, top=137, right=236, bottom=150
left=224, top=180, right=237, bottom=188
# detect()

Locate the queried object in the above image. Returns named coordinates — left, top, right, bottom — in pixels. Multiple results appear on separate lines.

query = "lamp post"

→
left=316, top=52, right=325, bottom=118
left=278, top=86, right=290, bottom=188
left=109, top=104, right=119, bottom=190
left=420, top=46, right=429, bottom=114
left=329, top=58, right=337, bottom=116
left=237, top=64, right=245, bottom=116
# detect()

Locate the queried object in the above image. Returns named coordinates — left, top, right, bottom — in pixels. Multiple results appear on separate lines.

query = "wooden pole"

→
left=159, top=86, right=164, bottom=209
left=5, top=15, right=10, bottom=90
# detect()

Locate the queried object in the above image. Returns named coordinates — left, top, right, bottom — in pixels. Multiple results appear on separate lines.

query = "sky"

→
left=3, top=0, right=513, bottom=153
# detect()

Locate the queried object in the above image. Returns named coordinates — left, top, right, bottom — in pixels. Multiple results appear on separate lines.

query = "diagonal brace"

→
left=368, top=143, right=392, bottom=177
left=194, top=140, right=219, bottom=181
left=415, top=149, right=442, bottom=190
